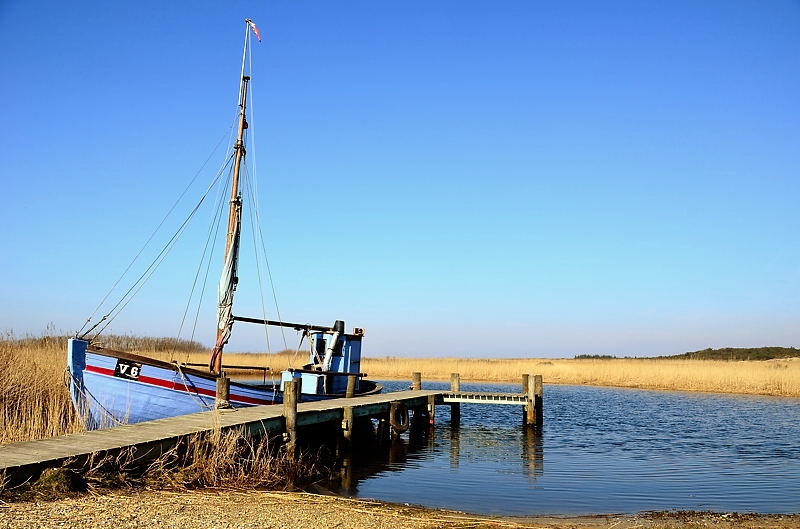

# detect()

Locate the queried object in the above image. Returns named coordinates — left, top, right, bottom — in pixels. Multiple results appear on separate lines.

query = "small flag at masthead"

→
left=246, top=18, right=261, bottom=42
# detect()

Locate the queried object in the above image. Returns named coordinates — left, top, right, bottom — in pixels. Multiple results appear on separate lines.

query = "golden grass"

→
left=359, top=356, right=800, bottom=397
left=0, top=333, right=85, bottom=444
left=141, top=427, right=322, bottom=491
left=5, top=427, right=325, bottom=499
left=149, top=348, right=800, bottom=397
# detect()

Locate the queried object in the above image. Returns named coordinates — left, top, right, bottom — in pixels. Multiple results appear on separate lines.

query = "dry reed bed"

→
left=3, top=334, right=798, bottom=446
left=124, top=349, right=800, bottom=397
left=0, top=335, right=85, bottom=444
left=360, top=356, right=800, bottom=397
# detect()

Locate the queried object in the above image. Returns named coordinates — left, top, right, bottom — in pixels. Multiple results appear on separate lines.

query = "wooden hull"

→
left=66, top=339, right=380, bottom=429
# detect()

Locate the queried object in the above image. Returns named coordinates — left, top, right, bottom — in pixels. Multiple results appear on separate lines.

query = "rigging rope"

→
left=64, top=369, right=126, bottom=428
left=178, top=161, right=232, bottom=342
left=78, top=122, right=237, bottom=338
left=175, top=363, right=214, bottom=410
left=83, top=158, right=233, bottom=340
left=180, top=109, right=244, bottom=346
left=241, top=67, right=291, bottom=358
left=244, top=167, right=271, bottom=354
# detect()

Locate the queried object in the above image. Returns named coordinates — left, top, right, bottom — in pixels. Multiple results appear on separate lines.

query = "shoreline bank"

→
left=1, top=490, right=798, bottom=529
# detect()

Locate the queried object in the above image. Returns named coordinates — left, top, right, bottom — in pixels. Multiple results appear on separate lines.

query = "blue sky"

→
left=1, top=1, right=798, bottom=357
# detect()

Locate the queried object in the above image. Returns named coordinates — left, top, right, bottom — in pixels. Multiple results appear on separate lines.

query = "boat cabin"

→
left=280, top=320, right=365, bottom=396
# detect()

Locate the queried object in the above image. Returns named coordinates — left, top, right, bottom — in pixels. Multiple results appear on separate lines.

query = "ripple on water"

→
left=336, top=381, right=800, bottom=515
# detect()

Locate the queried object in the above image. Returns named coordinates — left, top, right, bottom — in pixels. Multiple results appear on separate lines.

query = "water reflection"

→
left=523, top=426, right=544, bottom=480
left=328, top=381, right=800, bottom=516
left=449, top=427, right=459, bottom=469
left=432, top=416, right=545, bottom=481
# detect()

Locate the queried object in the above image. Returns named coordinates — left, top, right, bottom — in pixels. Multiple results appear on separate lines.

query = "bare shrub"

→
left=144, top=428, right=323, bottom=491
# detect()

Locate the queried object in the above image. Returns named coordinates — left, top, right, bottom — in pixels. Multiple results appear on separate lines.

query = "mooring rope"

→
left=63, top=369, right=126, bottom=428
left=174, top=363, right=215, bottom=411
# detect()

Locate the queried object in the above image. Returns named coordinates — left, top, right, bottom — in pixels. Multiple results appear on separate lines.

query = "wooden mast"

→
left=226, top=74, right=249, bottom=259
left=211, top=23, right=252, bottom=374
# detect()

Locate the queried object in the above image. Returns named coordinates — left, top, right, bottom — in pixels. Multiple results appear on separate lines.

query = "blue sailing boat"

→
left=66, top=19, right=380, bottom=430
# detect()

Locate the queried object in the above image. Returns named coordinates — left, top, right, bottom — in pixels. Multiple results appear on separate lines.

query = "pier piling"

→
left=450, top=373, right=461, bottom=426
left=534, top=374, right=543, bottom=428
left=283, top=379, right=299, bottom=458
left=341, top=376, right=356, bottom=448
left=215, top=373, right=230, bottom=409
left=411, top=372, right=422, bottom=390
left=524, top=374, right=544, bottom=428
left=521, top=374, right=529, bottom=425
left=427, top=394, right=437, bottom=426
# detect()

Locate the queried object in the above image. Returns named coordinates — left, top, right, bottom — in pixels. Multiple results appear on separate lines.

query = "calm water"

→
left=332, top=381, right=800, bottom=516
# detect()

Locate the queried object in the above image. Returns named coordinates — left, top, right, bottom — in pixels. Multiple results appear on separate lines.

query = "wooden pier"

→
left=0, top=373, right=543, bottom=487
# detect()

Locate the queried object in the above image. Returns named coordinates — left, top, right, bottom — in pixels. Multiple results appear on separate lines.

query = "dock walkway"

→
left=0, top=374, right=543, bottom=487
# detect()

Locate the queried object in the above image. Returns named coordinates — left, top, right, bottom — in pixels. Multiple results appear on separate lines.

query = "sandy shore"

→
left=1, top=490, right=798, bottom=529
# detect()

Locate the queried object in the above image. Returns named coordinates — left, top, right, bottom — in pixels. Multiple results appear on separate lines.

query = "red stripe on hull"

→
left=84, top=364, right=276, bottom=406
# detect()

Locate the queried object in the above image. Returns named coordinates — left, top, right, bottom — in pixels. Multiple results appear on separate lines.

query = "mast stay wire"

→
left=78, top=118, right=239, bottom=338
left=181, top=107, right=249, bottom=349
left=177, top=164, right=232, bottom=348
left=188, top=172, right=231, bottom=348
left=241, top=31, right=292, bottom=360
left=176, top=108, right=244, bottom=348
left=243, top=163, right=291, bottom=358
left=244, top=169, right=272, bottom=355
left=83, top=154, right=235, bottom=341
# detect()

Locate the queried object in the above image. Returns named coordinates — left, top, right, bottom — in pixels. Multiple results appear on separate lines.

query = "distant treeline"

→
left=667, top=347, right=800, bottom=361
left=573, top=347, right=800, bottom=361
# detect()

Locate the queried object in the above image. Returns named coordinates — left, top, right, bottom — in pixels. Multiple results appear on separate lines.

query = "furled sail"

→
left=210, top=196, right=241, bottom=370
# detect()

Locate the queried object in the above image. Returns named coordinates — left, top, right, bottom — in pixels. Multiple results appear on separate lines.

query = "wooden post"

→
left=411, top=372, right=422, bottom=390
left=525, top=374, right=535, bottom=426
left=283, top=379, right=299, bottom=458
left=450, top=373, right=461, bottom=427
left=215, top=373, right=230, bottom=409
left=450, top=372, right=461, bottom=391
left=427, top=394, right=436, bottom=426
left=377, top=415, right=390, bottom=443
left=525, top=374, right=543, bottom=428
left=341, top=376, right=356, bottom=448
left=410, top=405, right=428, bottom=430
left=522, top=374, right=530, bottom=425
left=342, top=406, right=354, bottom=443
